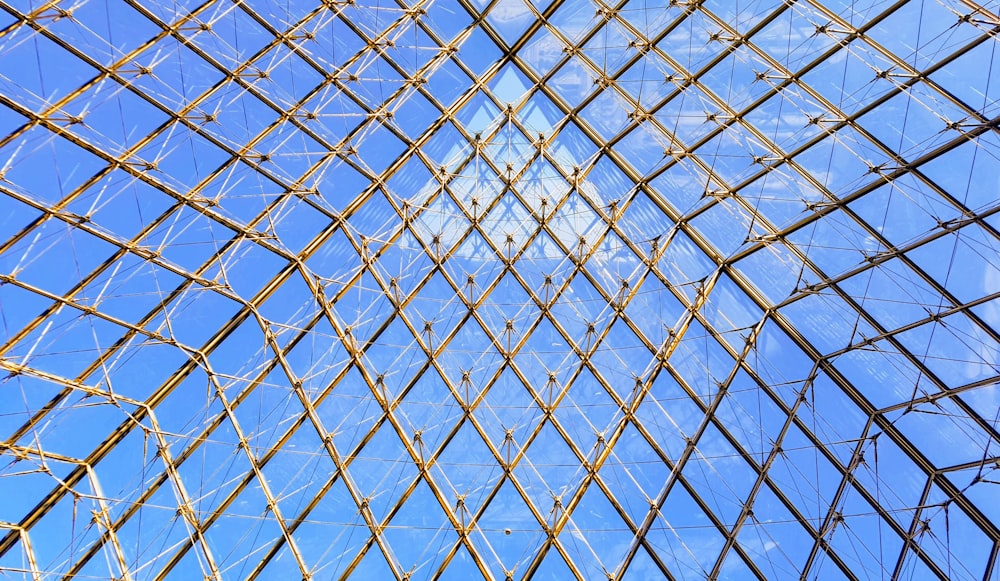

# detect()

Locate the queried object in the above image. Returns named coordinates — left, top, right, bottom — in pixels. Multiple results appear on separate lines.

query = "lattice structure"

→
left=0, top=0, right=998, bottom=579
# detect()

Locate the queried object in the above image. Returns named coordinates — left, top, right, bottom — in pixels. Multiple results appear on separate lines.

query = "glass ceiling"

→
left=0, top=0, right=998, bottom=579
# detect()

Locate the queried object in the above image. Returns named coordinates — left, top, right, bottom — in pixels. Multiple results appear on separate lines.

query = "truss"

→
left=0, top=0, right=999, bottom=579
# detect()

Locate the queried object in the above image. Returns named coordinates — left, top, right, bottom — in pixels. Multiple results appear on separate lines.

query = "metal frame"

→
left=0, top=0, right=998, bottom=579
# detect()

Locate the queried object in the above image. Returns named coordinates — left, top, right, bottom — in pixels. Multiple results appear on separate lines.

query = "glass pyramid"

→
left=0, top=0, right=998, bottom=578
